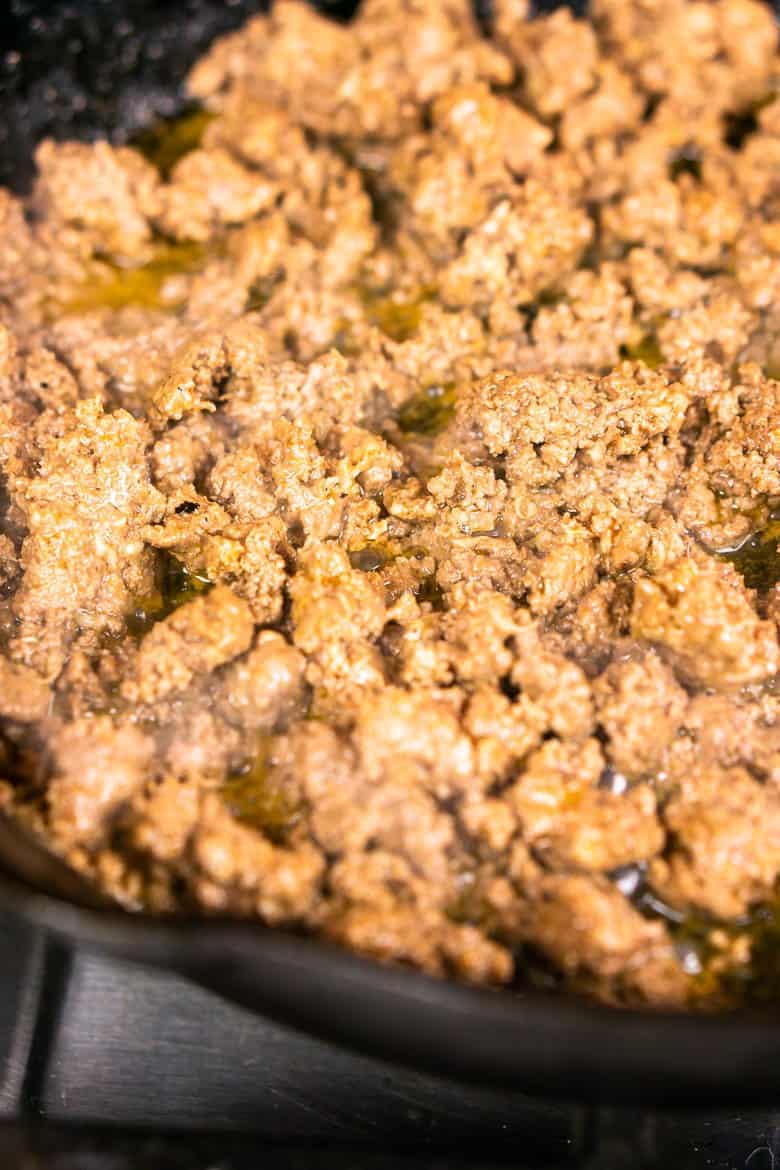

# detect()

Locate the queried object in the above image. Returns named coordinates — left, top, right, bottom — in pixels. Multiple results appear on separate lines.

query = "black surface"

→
left=3, top=1126, right=779, bottom=1170
left=1, top=914, right=780, bottom=1169
left=0, top=921, right=45, bottom=1117
left=0, top=1, right=367, bottom=192
left=3, top=868, right=780, bottom=1108
left=3, top=914, right=587, bottom=1162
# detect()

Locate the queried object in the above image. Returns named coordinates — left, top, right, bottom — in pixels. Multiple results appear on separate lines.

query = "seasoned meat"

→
left=593, top=649, right=688, bottom=777
left=216, top=630, right=307, bottom=732
left=630, top=556, right=780, bottom=689
left=32, top=140, right=160, bottom=261
left=46, top=718, right=156, bottom=850
left=2, top=0, right=780, bottom=1012
left=0, top=656, right=51, bottom=723
left=121, top=585, right=255, bottom=704
left=7, top=398, right=164, bottom=679
left=650, top=767, right=780, bottom=919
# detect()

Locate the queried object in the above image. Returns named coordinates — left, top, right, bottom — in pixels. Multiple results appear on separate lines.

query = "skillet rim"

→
left=1, top=862, right=779, bottom=1106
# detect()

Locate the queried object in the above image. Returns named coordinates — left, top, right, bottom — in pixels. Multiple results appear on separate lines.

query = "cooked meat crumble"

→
left=1, top=0, right=780, bottom=1009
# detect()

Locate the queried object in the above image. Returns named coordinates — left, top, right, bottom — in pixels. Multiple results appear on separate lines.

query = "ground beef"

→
left=0, top=656, right=51, bottom=723
left=1, top=0, right=780, bottom=1012
left=500, top=873, right=689, bottom=1006
left=630, top=555, right=780, bottom=688
left=438, top=188, right=593, bottom=310
left=593, top=648, right=688, bottom=776
left=45, top=717, right=156, bottom=851
left=216, top=630, right=307, bottom=733
left=120, top=585, right=255, bottom=704
left=6, top=397, right=164, bottom=679
left=650, top=767, right=780, bottom=918
left=154, top=148, right=279, bottom=243
left=32, top=140, right=160, bottom=261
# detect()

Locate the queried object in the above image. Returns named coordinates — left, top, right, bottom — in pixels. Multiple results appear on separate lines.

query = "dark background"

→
left=0, top=917, right=778, bottom=1170
left=0, top=0, right=358, bottom=191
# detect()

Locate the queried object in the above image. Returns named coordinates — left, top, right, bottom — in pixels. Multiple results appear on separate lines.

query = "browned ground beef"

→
left=1, top=0, right=780, bottom=1009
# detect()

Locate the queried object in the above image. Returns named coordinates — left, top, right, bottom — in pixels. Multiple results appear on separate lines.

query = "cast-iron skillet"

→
left=0, top=0, right=779, bottom=1107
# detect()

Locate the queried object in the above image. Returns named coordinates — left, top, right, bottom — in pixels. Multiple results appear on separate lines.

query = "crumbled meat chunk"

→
left=216, top=630, right=306, bottom=732
left=591, top=0, right=777, bottom=111
left=650, top=767, right=780, bottom=918
left=43, top=314, right=191, bottom=416
left=19, top=346, right=81, bottom=412
left=151, top=412, right=225, bottom=493
left=325, top=903, right=513, bottom=984
left=148, top=329, right=235, bottom=426
left=223, top=349, right=366, bottom=434
left=439, top=189, right=593, bottom=309
left=602, top=177, right=744, bottom=269
left=530, top=264, right=635, bottom=371
left=0, top=656, right=51, bottom=723
left=630, top=556, right=780, bottom=688
left=129, top=775, right=202, bottom=865
left=671, top=367, right=780, bottom=547
left=290, top=542, right=386, bottom=651
left=452, top=365, right=691, bottom=487
left=143, top=495, right=289, bottom=625
left=121, top=585, right=255, bottom=703
left=509, top=737, right=665, bottom=871
left=154, top=149, right=278, bottom=242
left=33, top=140, right=160, bottom=260
left=593, top=648, right=688, bottom=776
left=8, top=397, right=164, bottom=679
left=510, top=628, right=595, bottom=739
left=500, top=8, right=599, bottom=118
left=509, top=873, right=688, bottom=1005
left=46, top=718, right=155, bottom=849
left=193, top=793, right=324, bottom=923
left=188, top=0, right=511, bottom=144
left=354, top=686, right=474, bottom=798
left=162, top=704, right=243, bottom=783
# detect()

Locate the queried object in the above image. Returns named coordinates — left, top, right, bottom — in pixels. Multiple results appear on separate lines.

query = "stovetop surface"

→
left=0, top=914, right=777, bottom=1169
